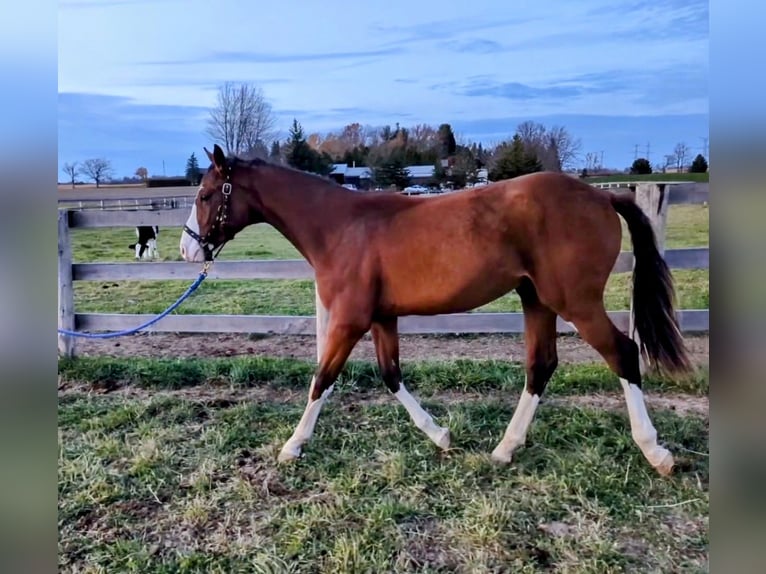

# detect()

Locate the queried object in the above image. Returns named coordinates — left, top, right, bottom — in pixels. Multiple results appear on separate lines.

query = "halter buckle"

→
left=222, top=182, right=232, bottom=196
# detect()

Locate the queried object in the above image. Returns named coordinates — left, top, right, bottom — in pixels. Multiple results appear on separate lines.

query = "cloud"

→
left=58, top=92, right=212, bottom=176
left=141, top=47, right=405, bottom=67
left=372, top=15, right=541, bottom=48
left=459, top=80, right=584, bottom=100
left=440, top=39, right=504, bottom=54
left=434, top=62, right=707, bottom=112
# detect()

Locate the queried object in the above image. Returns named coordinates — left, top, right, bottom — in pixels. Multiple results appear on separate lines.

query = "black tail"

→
left=611, top=193, right=693, bottom=376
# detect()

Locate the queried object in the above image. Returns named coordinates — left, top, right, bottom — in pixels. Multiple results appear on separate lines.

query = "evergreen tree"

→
left=431, top=159, right=448, bottom=187
left=488, top=135, right=542, bottom=181
left=630, top=158, right=652, bottom=175
left=690, top=154, right=708, bottom=173
left=437, top=123, right=457, bottom=158
left=285, top=119, right=335, bottom=175
left=372, top=156, right=411, bottom=189
left=185, top=152, right=201, bottom=184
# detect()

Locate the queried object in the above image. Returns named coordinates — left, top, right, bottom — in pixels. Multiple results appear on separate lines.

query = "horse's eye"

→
left=199, top=193, right=212, bottom=202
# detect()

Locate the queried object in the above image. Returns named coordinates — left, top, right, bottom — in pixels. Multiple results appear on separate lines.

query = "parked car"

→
left=403, top=185, right=430, bottom=195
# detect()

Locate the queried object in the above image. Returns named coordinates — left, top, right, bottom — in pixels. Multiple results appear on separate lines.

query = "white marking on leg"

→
left=278, top=377, right=334, bottom=462
left=491, top=387, right=540, bottom=463
left=620, top=378, right=674, bottom=474
left=394, top=383, right=450, bottom=449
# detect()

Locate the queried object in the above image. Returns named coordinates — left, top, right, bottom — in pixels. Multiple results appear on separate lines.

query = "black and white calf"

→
left=129, top=226, right=159, bottom=260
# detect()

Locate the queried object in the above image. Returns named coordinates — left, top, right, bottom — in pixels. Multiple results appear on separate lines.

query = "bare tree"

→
left=62, top=162, right=80, bottom=188
left=80, top=158, right=113, bottom=188
left=662, top=154, right=676, bottom=173
left=584, top=152, right=598, bottom=171
left=546, top=125, right=582, bottom=171
left=515, top=121, right=581, bottom=171
left=206, top=82, right=278, bottom=157
left=673, top=142, right=689, bottom=171
left=135, top=167, right=148, bottom=182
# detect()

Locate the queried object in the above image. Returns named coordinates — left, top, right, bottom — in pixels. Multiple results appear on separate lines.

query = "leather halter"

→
left=183, top=164, right=233, bottom=261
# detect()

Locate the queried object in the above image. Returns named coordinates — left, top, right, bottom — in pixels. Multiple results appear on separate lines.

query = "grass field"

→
left=58, top=357, right=709, bottom=573
left=69, top=204, right=709, bottom=316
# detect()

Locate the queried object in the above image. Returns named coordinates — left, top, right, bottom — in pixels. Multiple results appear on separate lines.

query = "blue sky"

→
left=58, top=0, right=708, bottom=180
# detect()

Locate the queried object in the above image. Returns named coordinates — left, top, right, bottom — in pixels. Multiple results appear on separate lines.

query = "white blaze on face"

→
left=179, top=203, right=206, bottom=262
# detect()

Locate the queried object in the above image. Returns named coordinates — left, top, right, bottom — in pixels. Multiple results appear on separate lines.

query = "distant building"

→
left=330, top=163, right=489, bottom=191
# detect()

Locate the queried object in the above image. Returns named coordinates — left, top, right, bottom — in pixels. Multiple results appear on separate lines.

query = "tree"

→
left=269, top=140, right=282, bottom=163
left=630, top=158, right=652, bottom=175
left=285, top=119, right=335, bottom=176
left=673, top=142, right=689, bottom=170
left=661, top=154, right=676, bottom=173
left=206, top=82, right=278, bottom=156
left=690, top=154, right=708, bottom=173
left=431, top=159, right=448, bottom=188
left=449, top=148, right=480, bottom=188
left=437, top=123, right=457, bottom=159
left=185, top=153, right=201, bottom=184
left=488, top=135, right=543, bottom=181
left=135, top=166, right=148, bottom=182
left=81, top=158, right=113, bottom=188
left=372, top=156, right=411, bottom=190
left=515, top=121, right=581, bottom=171
left=62, top=162, right=79, bottom=188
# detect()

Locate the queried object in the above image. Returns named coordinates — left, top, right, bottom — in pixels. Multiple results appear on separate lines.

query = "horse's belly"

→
left=381, top=267, right=521, bottom=316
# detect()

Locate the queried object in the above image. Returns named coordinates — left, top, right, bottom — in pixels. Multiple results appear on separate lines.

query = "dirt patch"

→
left=70, top=332, right=710, bottom=366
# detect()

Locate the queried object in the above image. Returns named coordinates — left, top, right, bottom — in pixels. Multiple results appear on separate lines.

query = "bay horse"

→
left=180, top=144, right=693, bottom=476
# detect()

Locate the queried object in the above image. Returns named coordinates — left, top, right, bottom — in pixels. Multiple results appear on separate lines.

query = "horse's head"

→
left=179, top=144, right=253, bottom=262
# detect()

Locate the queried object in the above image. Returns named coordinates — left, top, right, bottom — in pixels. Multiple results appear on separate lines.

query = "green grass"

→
left=58, top=357, right=709, bottom=573
left=586, top=173, right=709, bottom=183
left=72, top=224, right=301, bottom=263
left=70, top=205, right=709, bottom=316
left=57, top=356, right=710, bottom=396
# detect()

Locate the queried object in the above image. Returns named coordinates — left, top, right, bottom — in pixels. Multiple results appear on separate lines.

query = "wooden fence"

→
left=57, top=183, right=709, bottom=357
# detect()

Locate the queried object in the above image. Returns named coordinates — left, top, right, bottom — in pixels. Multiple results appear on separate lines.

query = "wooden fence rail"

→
left=58, top=183, right=709, bottom=357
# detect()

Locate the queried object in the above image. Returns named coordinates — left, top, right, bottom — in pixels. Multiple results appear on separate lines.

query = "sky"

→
left=58, top=0, right=709, bottom=180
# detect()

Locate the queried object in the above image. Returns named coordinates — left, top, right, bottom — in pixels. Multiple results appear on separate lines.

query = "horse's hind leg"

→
left=569, top=305, right=675, bottom=476
left=371, top=318, right=450, bottom=450
left=492, top=279, right=558, bottom=463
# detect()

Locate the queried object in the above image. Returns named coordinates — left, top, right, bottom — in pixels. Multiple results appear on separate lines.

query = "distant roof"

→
left=331, top=164, right=371, bottom=178
left=406, top=165, right=435, bottom=178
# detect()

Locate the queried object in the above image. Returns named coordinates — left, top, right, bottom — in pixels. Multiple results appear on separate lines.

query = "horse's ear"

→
left=204, top=146, right=215, bottom=163
left=212, top=144, right=227, bottom=173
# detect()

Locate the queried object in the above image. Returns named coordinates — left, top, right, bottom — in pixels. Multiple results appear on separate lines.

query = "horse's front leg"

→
left=277, top=317, right=366, bottom=462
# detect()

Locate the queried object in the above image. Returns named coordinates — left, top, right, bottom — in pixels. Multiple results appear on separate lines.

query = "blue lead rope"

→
left=57, top=268, right=209, bottom=339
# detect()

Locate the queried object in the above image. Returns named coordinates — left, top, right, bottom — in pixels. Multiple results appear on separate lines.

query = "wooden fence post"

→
left=629, top=183, right=669, bottom=372
left=315, top=282, right=328, bottom=362
left=58, top=209, right=75, bottom=358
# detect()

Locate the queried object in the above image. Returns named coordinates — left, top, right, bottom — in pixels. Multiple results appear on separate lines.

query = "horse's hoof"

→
left=490, top=448, right=513, bottom=465
left=434, top=427, right=451, bottom=450
left=655, top=452, right=675, bottom=477
left=277, top=444, right=301, bottom=463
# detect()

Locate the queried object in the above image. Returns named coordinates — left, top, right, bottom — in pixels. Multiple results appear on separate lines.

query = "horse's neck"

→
left=252, top=166, right=349, bottom=266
